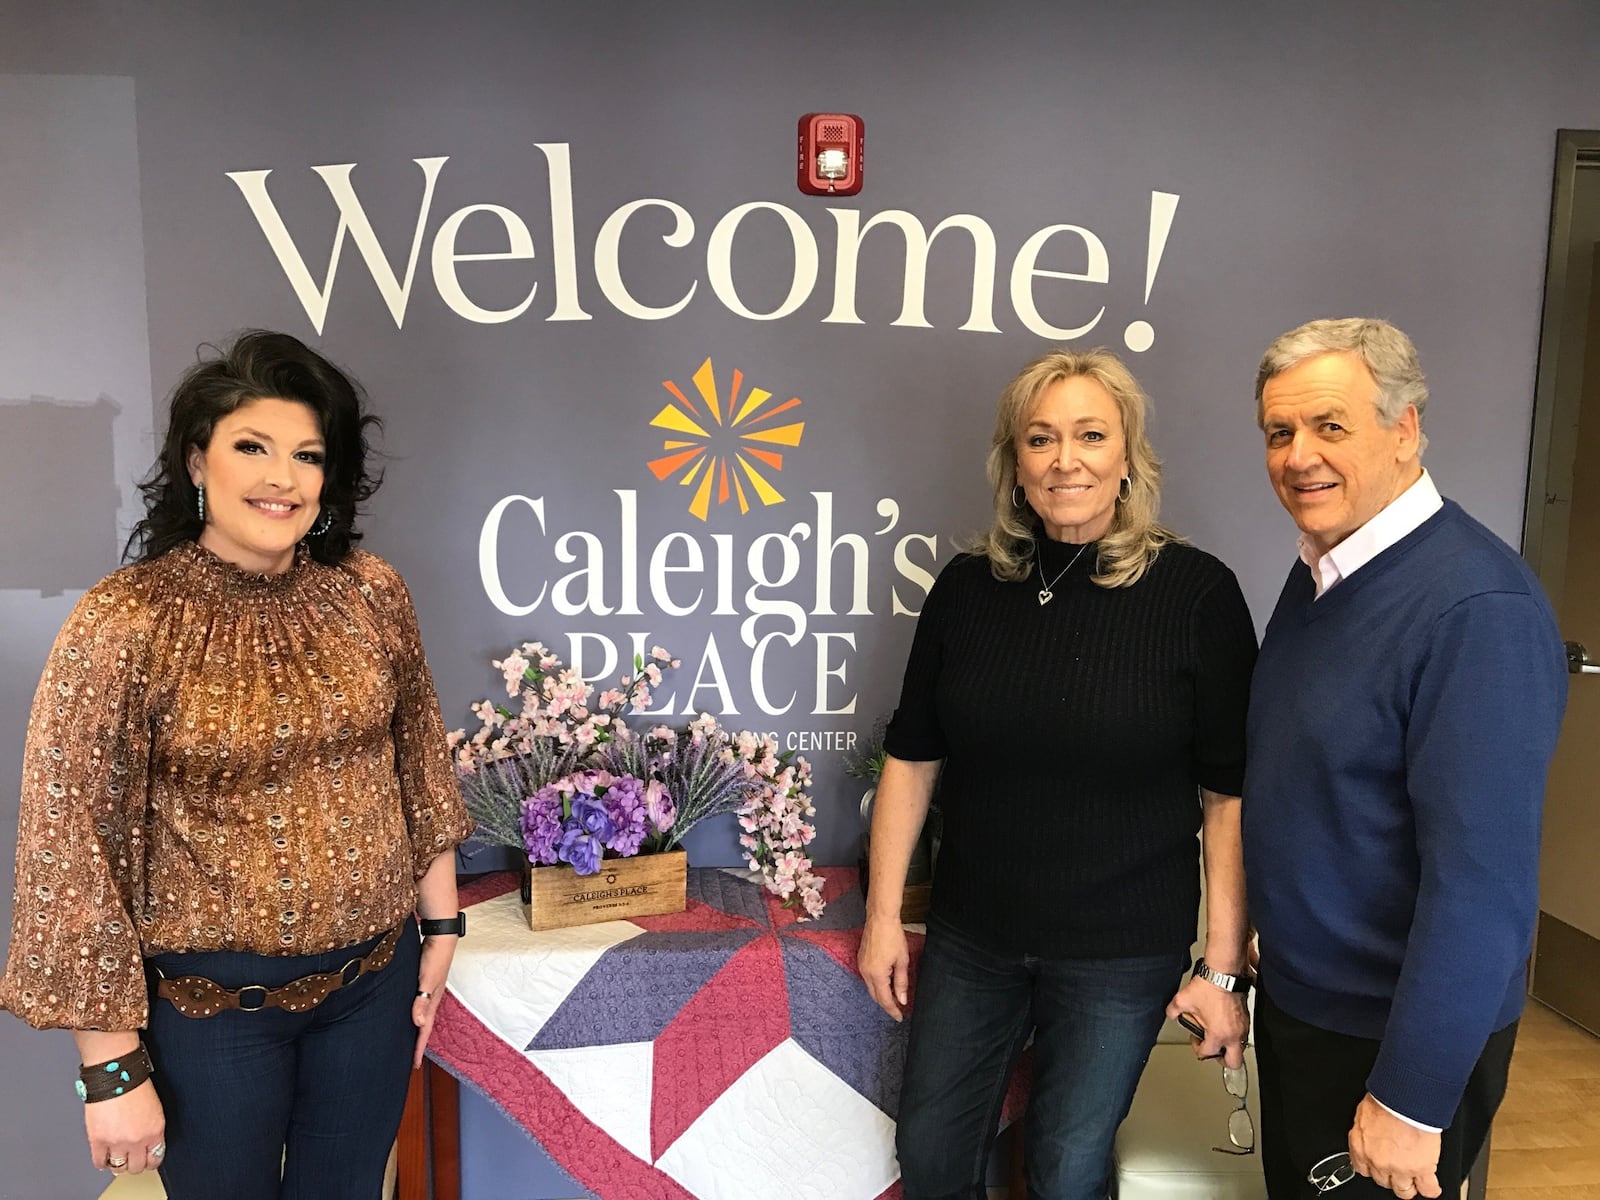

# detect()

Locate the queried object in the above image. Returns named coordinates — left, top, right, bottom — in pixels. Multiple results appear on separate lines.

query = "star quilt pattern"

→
left=428, top=866, right=1026, bottom=1199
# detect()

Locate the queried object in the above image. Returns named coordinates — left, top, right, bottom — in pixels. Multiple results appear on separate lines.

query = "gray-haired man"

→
left=1242, top=318, right=1567, bottom=1199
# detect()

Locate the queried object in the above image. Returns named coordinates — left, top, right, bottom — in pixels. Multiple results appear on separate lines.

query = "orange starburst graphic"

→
left=646, top=358, right=805, bottom=521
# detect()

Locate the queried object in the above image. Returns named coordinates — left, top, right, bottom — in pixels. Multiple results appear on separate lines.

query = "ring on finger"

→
left=107, top=1155, right=128, bottom=1169
left=150, top=1141, right=167, bottom=1158
left=416, top=990, right=432, bottom=1000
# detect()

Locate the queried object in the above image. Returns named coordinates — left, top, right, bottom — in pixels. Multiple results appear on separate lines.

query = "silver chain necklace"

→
left=1035, top=540, right=1090, bottom=606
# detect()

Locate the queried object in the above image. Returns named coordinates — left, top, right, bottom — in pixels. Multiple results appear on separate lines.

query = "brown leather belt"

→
left=154, top=925, right=404, bottom=1019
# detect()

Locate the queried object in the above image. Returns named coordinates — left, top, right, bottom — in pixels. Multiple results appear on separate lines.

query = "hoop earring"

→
left=306, top=509, right=334, bottom=538
left=1118, top=476, right=1131, bottom=503
left=1011, top=484, right=1027, bottom=509
left=196, top=484, right=206, bottom=523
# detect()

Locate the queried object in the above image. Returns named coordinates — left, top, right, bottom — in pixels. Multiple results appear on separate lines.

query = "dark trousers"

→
left=1254, top=983, right=1517, bottom=1200
left=896, top=915, right=1185, bottom=1200
left=143, top=918, right=420, bottom=1200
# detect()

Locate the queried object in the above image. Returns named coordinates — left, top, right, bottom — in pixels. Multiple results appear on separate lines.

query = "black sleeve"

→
left=1189, top=564, right=1258, bottom=796
left=882, top=557, right=962, bottom=762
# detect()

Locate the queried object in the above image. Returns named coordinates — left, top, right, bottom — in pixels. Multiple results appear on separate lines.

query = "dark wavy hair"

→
left=126, top=330, right=383, bottom=565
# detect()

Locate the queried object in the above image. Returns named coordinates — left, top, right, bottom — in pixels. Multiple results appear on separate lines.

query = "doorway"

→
left=1524, top=129, right=1600, bottom=1034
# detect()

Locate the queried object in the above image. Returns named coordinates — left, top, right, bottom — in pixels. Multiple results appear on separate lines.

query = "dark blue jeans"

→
left=896, top=915, right=1184, bottom=1200
left=143, top=918, right=420, bottom=1200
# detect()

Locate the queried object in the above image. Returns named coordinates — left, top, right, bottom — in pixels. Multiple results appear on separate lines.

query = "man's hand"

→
left=857, top=913, right=911, bottom=1022
left=1348, top=1093, right=1442, bottom=1198
left=1164, top=978, right=1249, bottom=1068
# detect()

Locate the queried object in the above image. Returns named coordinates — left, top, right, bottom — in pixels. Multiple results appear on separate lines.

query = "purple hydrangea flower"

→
left=602, top=774, right=649, bottom=856
left=557, top=824, right=604, bottom=875
left=520, top=787, right=564, bottom=865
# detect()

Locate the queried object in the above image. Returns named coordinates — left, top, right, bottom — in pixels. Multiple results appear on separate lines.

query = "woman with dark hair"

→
left=0, top=331, right=473, bottom=1198
left=858, top=349, right=1259, bottom=1200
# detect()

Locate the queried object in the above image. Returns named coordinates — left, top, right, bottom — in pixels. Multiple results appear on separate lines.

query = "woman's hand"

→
left=84, top=1079, right=165, bottom=1175
left=412, top=933, right=457, bottom=1068
left=858, top=913, right=912, bottom=1022
left=856, top=755, right=939, bottom=1023
left=412, top=853, right=462, bottom=1068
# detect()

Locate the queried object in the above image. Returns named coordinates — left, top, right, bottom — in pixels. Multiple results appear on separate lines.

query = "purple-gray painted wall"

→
left=3, top=3, right=1599, bottom=1196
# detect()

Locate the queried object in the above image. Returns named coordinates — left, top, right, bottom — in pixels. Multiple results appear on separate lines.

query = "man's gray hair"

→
left=1254, top=318, right=1429, bottom=452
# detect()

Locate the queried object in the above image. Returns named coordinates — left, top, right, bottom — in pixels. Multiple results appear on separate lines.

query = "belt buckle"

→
left=340, top=956, right=363, bottom=987
left=237, top=984, right=270, bottom=1012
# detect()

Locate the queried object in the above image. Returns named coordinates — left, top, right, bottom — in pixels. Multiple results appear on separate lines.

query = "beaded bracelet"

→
left=75, top=1043, right=155, bottom=1103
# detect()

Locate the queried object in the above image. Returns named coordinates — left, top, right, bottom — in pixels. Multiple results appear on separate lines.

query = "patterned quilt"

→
left=428, top=867, right=1025, bottom=1199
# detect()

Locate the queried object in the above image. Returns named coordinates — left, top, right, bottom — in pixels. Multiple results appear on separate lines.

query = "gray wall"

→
left=3, top=3, right=1600, bottom=1196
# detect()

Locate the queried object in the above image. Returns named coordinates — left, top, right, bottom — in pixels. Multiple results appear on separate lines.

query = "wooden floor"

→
left=1488, top=1000, right=1600, bottom=1198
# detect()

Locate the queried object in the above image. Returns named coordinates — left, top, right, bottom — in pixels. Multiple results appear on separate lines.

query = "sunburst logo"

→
left=646, top=358, right=805, bottom=521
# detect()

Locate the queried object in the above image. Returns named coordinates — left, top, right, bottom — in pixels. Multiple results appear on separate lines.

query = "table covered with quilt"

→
left=420, top=866, right=1026, bottom=1200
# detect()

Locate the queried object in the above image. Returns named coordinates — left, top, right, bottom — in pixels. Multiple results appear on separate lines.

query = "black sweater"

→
left=884, top=539, right=1257, bottom=958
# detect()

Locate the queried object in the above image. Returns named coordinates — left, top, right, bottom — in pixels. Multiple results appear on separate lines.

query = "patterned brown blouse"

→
left=0, top=541, right=473, bottom=1031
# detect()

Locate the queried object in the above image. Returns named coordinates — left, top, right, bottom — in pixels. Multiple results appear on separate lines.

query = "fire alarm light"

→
left=798, top=113, right=864, bottom=196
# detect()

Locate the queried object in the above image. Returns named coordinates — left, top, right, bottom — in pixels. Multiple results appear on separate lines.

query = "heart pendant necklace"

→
left=1036, top=540, right=1090, bottom=606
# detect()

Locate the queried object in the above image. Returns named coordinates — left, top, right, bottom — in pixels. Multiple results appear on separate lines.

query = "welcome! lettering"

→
left=227, top=144, right=1180, bottom=351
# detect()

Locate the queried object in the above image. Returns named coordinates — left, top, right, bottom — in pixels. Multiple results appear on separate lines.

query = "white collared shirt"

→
left=1290, top=468, right=1447, bottom=1132
left=1298, top=471, right=1443, bottom=599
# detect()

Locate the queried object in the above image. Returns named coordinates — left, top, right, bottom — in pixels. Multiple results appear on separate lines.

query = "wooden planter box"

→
left=520, top=850, right=688, bottom=931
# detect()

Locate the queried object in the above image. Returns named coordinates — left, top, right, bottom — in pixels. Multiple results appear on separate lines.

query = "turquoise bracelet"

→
left=76, top=1043, right=154, bottom=1103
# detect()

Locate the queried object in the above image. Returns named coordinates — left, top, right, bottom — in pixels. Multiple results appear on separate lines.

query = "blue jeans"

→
left=143, top=918, right=420, bottom=1200
left=896, top=916, right=1184, bottom=1200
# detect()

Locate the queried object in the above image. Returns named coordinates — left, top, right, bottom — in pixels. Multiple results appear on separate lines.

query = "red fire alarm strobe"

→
left=797, top=113, right=864, bottom=196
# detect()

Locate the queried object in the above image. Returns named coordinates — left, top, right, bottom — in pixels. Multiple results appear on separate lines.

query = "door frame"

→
left=1523, top=129, right=1600, bottom=595
left=1522, top=128, right=1600, bottom=1029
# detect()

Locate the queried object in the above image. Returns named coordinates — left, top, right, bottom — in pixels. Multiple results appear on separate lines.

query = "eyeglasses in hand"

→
left=1211, top=1060, right=1254, bottom=1155
left=1308, top=1151, right=1356, bottom=1192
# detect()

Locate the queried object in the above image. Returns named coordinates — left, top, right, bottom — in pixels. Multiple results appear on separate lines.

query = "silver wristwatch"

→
left=1192, top=958, right=1252, bottom=994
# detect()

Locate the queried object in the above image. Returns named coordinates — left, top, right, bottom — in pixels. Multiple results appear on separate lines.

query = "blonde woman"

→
left=858, top=349, right=1258, bottom=1200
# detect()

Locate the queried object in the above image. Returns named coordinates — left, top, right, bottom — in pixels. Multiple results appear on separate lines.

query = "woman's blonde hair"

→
left=976, top=347, right=1178, bottom=588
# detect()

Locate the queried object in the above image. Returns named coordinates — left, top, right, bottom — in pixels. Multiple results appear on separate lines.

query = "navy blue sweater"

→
left=1243, top=500, right=1567, bottom=1127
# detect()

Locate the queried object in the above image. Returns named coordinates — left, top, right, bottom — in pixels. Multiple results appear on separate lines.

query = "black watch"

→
left=418, top=912, right=466, bottom=938
left=1192, top=957, right=1251, bottom=994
